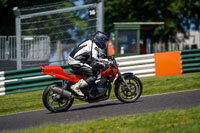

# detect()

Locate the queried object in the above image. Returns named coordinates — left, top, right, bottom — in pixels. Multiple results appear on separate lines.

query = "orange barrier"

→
left=155, top=51, right=182, bottom=77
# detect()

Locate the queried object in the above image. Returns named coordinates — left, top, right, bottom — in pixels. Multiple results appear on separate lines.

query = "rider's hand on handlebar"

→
left=107, top=60, right=114, bottom=65
left=100, top=61, right=109, bottom=67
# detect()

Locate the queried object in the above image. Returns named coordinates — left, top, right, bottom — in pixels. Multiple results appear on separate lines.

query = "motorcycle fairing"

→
left=40, top=66, right=84, bottom=83
left=100, top=65, right=117, bottom=81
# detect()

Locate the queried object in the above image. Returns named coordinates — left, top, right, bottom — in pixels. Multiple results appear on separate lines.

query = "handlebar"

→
left=99, top=54, right=118, bottom=68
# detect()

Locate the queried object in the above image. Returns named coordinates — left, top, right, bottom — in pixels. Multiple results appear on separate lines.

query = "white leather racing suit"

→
left=68, top=39, right=104, bottom=86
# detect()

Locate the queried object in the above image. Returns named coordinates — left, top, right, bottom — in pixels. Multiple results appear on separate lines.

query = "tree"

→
left=0, top=0, right=91, bottom=35
left=104, top=0, right=200, bottom=45
left=0, top=0, right=98, bottom=63
left=1, top=0, right=200, bottom=43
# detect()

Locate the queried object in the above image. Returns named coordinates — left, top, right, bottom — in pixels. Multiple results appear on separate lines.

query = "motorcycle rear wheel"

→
left=115, top=75, right=143, bottom=103
left=42, top=83, right=74, bottom=113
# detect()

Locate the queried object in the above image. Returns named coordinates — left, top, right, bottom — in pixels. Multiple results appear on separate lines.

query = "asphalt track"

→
left=0, top=89, right=200, bottom=131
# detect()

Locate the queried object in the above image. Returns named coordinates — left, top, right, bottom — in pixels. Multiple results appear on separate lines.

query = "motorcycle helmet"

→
left=93, top=31, right=109, bottom=49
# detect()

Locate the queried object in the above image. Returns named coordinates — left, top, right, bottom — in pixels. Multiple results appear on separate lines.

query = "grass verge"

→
left=0, top=72, right=200, bottom=115
left=1, top=106, right=200, bottom=133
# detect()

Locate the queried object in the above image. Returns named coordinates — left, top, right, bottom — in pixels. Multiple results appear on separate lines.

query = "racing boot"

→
left=70, top=79, right=88, bottom=96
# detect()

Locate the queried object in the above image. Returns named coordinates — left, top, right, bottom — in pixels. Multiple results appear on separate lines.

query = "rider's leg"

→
left=70, top=79, right=88, bottom=96
left=69, top=63, right=97, bottom=96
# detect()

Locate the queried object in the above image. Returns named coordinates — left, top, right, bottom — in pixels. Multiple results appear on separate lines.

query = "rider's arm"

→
left=89, top=42, right=106, bottom=69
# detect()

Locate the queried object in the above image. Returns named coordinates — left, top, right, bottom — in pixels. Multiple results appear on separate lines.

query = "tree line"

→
left=1, top=0, right=200, bottom=44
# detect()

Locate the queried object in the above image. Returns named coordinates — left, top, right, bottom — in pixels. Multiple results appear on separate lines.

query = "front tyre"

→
left=115, top=75, right=143, bottom=103
left=42, top=83, right=74, bottom=113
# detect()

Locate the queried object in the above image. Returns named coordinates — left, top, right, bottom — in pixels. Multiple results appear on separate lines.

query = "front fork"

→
left=121, top=76, right=132, bottom=91
left=113, top=57, right=132, bottom=92
left=116, top=65, right=133, bottom=92
left=119, top=73, right=132, bottom=92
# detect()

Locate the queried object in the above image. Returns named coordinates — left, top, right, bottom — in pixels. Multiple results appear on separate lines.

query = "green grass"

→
left=0, top=72, right=200, bottom=115
left=142, top=72, right=200, bottom=95
left=0, top=90, right=44, bottom=115
left=1, top=107, right=200, bottom=133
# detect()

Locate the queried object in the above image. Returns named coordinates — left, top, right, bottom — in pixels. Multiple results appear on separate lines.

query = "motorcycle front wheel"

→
left=115, top=75, right=143, bottom=103
left=42, top=83, right=74, bottom=113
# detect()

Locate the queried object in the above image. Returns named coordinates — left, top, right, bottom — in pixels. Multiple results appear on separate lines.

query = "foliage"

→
left=1, top=0, right=200, bottom=45
left=104, top=0, right=200, bottom=44
left=0, top=0, right=59, bottom=35
left=0, top=0, right=97, bottom=36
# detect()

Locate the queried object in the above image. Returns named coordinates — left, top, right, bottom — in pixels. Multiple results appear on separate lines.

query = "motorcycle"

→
left=41, top=55, right=143, bottom=113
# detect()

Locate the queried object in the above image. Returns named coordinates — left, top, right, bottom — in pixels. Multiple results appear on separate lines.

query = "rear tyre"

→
left=115, top=75, right=143, bottom=103
left=42, top=83, right=74, bottom=113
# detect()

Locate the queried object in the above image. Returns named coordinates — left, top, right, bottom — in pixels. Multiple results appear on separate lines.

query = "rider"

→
left=68, top=31, right=109, bottom=96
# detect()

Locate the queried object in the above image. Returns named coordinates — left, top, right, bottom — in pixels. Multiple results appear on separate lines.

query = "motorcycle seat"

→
left=64, top=70, right=79, bottom=75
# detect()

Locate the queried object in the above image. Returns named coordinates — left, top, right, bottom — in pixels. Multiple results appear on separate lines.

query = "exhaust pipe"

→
left=51, top=86, right=72, bottom=98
